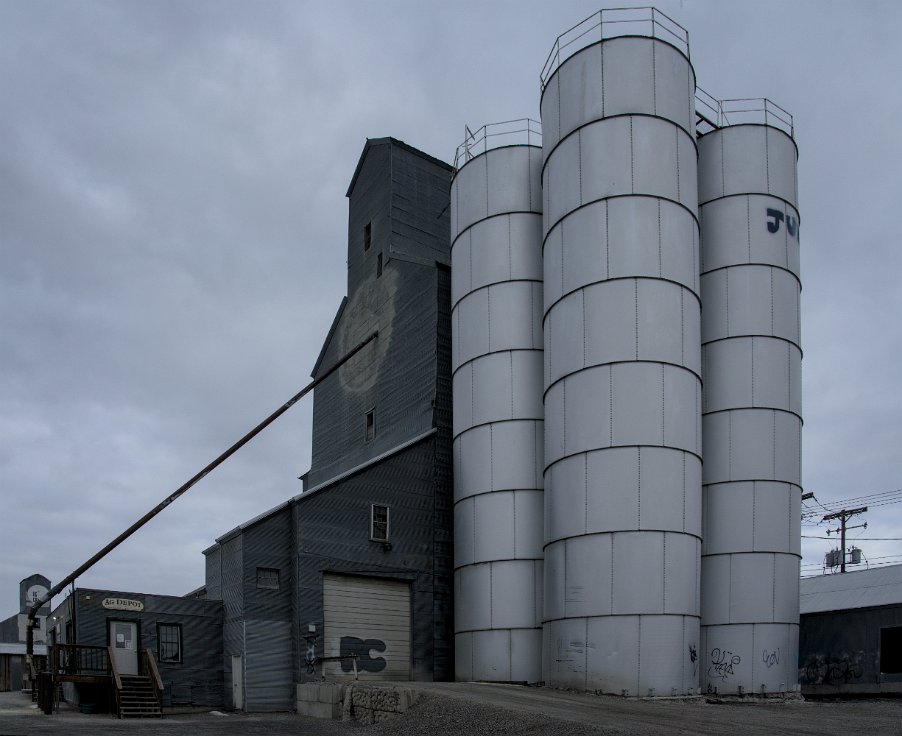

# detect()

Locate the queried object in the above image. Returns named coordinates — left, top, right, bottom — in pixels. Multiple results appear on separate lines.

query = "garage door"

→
left=323, top=574, right=411, bottom=680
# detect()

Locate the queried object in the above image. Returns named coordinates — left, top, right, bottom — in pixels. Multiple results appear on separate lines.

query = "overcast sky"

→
left=1, top=0, right=900, bottom=616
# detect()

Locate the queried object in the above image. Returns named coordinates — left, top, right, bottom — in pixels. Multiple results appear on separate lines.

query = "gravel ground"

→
left=3, top=686, right=902, bottom=736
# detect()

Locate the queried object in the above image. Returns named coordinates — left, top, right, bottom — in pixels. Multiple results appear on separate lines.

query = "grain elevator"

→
left=452, top=7, right=801, bottom=696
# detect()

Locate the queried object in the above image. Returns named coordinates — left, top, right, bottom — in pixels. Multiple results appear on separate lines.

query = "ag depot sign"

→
left=101, top=597, right=144, bottom=612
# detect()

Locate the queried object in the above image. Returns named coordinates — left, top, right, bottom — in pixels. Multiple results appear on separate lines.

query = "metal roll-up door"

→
left=323, top=574, right=411, bottom=680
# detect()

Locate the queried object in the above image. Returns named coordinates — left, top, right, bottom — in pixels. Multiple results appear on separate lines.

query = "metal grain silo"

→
left=697, top=99, right=801, bottom=694
left=451, top=120, right=544, bottom=683
left=540, top=9, right=701, bottom=695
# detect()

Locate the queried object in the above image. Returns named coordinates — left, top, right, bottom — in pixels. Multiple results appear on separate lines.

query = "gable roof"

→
left=800, top=564, right=902, bottom=614
left=345, top=137, right=452, bottom=199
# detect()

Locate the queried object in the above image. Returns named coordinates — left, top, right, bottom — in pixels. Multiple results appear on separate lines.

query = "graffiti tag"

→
left=762, top=648, right=781, bottom=669
left=766, top=208, right=798, bottom=239
left=340, top=636, right=387, bottom=673
left=801, top=654, right=863, bottom=685
left=708, top=648, right=741, bottom=681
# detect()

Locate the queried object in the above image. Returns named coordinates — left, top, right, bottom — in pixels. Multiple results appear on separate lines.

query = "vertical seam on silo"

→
left=556, top=71, right=562, bottom=145
left=600, top=40, right=605, bottom=118
left=634, top=280, right=639, bottom=360
left=663, top=531, right=667, bottom=613
left=604, top=200, right=610, bottom=280
left=468, top=230, right=473, bottom=294
left=581, top=290, right=587, bottom=369
left=682, top=453, right=687, bottom=532
left=610, top=534, right=615, bottom=615
left=751, top=337, right=756, bottom=406
left=509, top=351, right=515, bottom=423
left=680, top=289, right=685, bottom=367
left=728, top=411, right=733, bottom=479
left=719, top=130, right=725, bottom=198
left=583, top=453, right=588, bottom=535
left=485, top=155, right=490, bottom=218
left=675, top=125, right=681, bottom=204
left=490, top=423, right=495, bottom=492
left=562, top=380, right=567, bottom=454
left=488, top=285, right=492, bottom=352
left=472, top=495, right=477, bottom=565
left=513, top=489, right=518, bottom=558
left=772, top=409, right=777, bottom=481
left=772, top=554, right=776, bottom=620
left=469, top=360, right=476, bottom=432
left=584, top=618, right=589, bottom=691
left=725, top=268, right=730, bottom=337
left=609, top=367, right=614, bottom=446
left=637, top=616, right=642, bottom=694
left=765, top=128, right=771, bottom=195
left=746, top=197, right=752, bottom=263
left=630, top=117, right=635, bottom=194
left=770, top=267, right=775, bottom=337
left=657, top=199, right=663, bottom=277
left=786, top=341, right=791, bottom=412
left=661, top=364, right=666, bottom=446
left=508, top=215, right=513, bottom=281
left=652, top=41, right=657, bottom=116
left=489, top=563, right=494, bottom=627
left=752, top=480, right=757, bottom=551
left=637, top=447, right=642, bottom=528
left=578, top=129, right=583, bottom=205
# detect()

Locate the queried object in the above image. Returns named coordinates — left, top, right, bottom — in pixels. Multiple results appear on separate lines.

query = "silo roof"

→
left=800, top=564, right=902, bottom=614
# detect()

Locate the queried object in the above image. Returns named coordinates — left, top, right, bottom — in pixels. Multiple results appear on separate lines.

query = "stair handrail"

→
left=142, top=649, right=164, bottom=709
left=107, top=646, right=122, bottom=717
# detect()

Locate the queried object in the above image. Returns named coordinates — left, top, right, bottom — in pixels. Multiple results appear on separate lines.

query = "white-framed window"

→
left=371, top=504, right=389, bottom=542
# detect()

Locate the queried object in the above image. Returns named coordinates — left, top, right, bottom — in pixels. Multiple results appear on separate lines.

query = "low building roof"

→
left=0, top=643, right=47, bottom=656
left=800, top=564, right=902, bottom=614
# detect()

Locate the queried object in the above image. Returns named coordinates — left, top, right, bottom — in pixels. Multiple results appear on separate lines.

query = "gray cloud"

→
left=1, top=0, right=899, bottom=613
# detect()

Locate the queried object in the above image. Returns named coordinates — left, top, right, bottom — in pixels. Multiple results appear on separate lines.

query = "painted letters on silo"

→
left=540, top=11, right=702, bottom=695
left=698, top=106, right=802, bottom=694
left=451, top=123, right=545, bottom=682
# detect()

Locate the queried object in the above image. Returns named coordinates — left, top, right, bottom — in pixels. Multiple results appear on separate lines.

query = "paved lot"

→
left=2, top=685, right=902, bottom=736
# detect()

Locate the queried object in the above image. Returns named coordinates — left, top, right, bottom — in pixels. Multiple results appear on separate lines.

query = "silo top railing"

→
left=694, top=90, right=794, bottom=138
left=453, top=118, right=542, bottom=171
left=540, top=7, right=690, bottom=90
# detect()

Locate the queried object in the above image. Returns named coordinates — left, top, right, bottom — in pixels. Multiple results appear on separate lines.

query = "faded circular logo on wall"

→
left=338, top=270, right=396, bottom=394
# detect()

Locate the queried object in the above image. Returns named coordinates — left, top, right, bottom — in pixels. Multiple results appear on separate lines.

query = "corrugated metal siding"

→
left=205, top=545, right=222, bottom=600
left=245, top=620, right=293, bottom=711
left=323, top=574, right=411, bottom=680
left=295, top=435, right=452, bottom=682
left=69, top=589, right=224, bottom=708
left=800, top=605, right=902, bottom=686
left=221, top=535, right=243, bottom=620
left=801, top=566, right=902, bottom=614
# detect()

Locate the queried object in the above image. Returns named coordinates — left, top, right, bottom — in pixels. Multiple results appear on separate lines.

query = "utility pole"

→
left=822, top=506, right=868, bottom=573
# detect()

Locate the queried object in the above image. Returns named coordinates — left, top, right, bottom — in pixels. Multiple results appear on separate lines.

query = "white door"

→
left=110, top=621, right=138, bottom=675
left=323, top=574, right=411, bottom=680
left=231, top=655, right=243, bottom=710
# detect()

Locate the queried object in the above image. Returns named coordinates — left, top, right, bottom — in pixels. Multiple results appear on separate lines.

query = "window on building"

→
left=364, top=222, right=372, bottom=252
left=157, top=623, right=182, bottom=664
left=377, top=252, right=383, bottom=277
left=371, top=504, right=389, bottom=542
left=256, top=567, right=280, bottom=590
left=881, top=626, right=902, bottom=673
left=365, top=409, right=375, bottom=442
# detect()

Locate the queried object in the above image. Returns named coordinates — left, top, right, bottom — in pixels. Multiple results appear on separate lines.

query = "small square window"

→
left=364, top=222, right=372, bottom=252
left=365, top=409, right=375, bottom=442
left=377, top=252, right=383, bottom=277
left=371, top=504, right=389, bottom=542
left=256, top=567, right=280, bottom=590
left=157, top=623, right=182, bottom=663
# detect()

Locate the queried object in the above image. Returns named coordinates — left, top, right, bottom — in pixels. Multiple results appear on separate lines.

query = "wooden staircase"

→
left=118, top=675, right=162, bottom=718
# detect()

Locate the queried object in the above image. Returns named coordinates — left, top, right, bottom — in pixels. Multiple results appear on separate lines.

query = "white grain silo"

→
left=451, top=120, right=545, bottom=682
left=540, top=9, right=702, bottom=695
left=697, top=99, right=802, bottom=694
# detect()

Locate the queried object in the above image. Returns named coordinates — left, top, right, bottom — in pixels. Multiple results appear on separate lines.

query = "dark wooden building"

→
left=203, top=137, right=455, bottom=711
